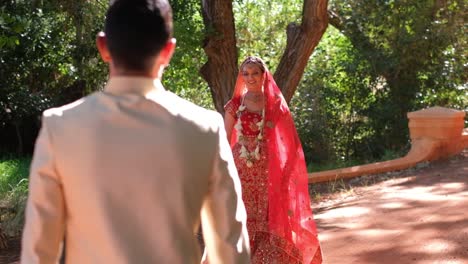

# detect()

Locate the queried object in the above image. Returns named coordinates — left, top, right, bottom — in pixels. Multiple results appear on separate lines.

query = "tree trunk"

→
left=274, top=0, right=329, bottom=103
left=72, top=1, right=84, bottom=78
left=200, top=0, right=238, bottom=114
left=200, top=0, right=329, bottom=110
left=14, top=122, right=23, bottom=155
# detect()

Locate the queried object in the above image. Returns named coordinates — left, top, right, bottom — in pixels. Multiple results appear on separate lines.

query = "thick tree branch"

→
left=274, top=0, right=329, bottom=103
left=327, top=10, right=342, bottom=30
left=200, top=0, right=238, bottom=113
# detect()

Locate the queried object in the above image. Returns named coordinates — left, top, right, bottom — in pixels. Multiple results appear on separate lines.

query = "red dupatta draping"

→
left=229, top=70, right=322, bottom=263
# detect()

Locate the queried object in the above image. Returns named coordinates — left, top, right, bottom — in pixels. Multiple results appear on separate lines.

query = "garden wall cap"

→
left=407, top=106, right=466, bottom=119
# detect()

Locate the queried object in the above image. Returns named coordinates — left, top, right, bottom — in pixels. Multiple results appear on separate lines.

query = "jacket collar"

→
left=104, top=76, right=165, bottom=96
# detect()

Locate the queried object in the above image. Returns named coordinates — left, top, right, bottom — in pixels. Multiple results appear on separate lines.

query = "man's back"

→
left=21, top=77, right=250, bottom=263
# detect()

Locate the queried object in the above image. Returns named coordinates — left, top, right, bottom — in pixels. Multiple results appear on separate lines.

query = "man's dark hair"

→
left=104, top=0, right=173, bottom=72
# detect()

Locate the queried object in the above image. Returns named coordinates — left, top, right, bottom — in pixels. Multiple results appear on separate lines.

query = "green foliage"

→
left=0, top=0, right=465, bottom=169
left=165, top=0, right=213, bottom=109
left=292, top=27, right=380, bottom=165
left=0, top=1, right=108, bottom=153
left=329, top=0, right=467, bottom=145
left=295, top=0, right=467, bottom=168
left=1, top=5, right=62, bottom=126
left=234, top=0, right=302, bottom=69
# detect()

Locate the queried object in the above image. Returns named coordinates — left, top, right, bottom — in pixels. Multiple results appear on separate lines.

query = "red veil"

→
left=230, top=69, right=322, bottom=263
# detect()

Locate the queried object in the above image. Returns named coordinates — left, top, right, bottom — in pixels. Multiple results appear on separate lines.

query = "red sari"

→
left=224, top=71, right=322, bottom=263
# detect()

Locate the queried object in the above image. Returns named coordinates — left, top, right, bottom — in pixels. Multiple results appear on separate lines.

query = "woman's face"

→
left=241, top=63, right=264, bottom=92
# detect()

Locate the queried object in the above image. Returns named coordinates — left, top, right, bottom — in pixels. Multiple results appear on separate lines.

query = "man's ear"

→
left=96, top=32, right=112, bottom=63
left=158, top=38, right=176, bottom=66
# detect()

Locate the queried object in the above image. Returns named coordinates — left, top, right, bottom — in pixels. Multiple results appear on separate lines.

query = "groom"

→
left=20, top=0, right=250, bottom=263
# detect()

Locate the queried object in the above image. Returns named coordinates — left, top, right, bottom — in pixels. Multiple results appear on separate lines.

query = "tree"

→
left=200, top=0, right=329, bottom=113
left=327, top=0, right=467, bottom=147
left=0, top=0, right=108, bottom=154
left=199, top=0, right=238, bottom=113
left=290, top=0, right=467, bottom=166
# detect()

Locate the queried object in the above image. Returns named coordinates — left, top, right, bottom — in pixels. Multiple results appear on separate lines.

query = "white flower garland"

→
left=235, top=100, right=265, bottom=168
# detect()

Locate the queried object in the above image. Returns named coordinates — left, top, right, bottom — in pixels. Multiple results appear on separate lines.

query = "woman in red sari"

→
left=224, top=56, right=322, bottom=263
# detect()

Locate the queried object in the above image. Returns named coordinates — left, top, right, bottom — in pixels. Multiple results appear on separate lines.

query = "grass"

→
left=0, top=155, right=31, bottom=236
left=308, top=159, right=362, bottom=173
left=308, top=159, right=433, bottom=203
left=307, top=149, right=415, bottom=202
left=0, top=156, right=30, bottom=198
left=307, top=148, right=408, bottom=173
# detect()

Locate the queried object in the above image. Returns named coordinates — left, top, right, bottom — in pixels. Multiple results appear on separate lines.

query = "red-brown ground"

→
left=312, top=151, right=468, bottom=264
left=0, top=236, right=19, bottom=264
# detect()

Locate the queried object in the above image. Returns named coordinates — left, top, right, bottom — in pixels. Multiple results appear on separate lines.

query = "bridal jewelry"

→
left=246, top=92, right=264, bottom=103
left=235, top=95, right=265, bottom=168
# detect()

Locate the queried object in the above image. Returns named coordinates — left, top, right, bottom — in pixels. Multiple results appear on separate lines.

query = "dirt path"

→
left=0, top=236, right=20, bottom=264
left=312, top=151, right=468, bottom=263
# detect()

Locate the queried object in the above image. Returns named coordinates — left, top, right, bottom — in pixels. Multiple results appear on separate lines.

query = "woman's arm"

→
left=224, top=112, right=236, bottom=143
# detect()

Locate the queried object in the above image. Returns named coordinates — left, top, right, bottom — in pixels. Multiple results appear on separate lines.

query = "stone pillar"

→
left=407, top=106, right=466, bottom=161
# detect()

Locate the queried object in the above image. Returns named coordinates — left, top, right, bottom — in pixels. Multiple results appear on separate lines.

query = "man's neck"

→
left=110, top=69, right=154, bottom=78
left=109, top=63, right=161, bottom=79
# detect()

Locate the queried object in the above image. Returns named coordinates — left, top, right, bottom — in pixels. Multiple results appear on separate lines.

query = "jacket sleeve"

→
left=200, top=113, right=251, bottom=264
left=21, top=114, right=65, bottom=264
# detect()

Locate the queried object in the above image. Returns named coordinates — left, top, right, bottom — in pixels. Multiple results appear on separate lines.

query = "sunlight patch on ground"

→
left=439, top=261, right=467, bottom=264
left=380, top=186, right=468, bottom=202
left=379, top=202, right=406, bottom=209
left=418, top=238, right=457, bottom=253
left=435, top=182, right=466, bottom=191
left=317, top=233, right=332, bottom=241
left=357, top=228, right=401, bottom=238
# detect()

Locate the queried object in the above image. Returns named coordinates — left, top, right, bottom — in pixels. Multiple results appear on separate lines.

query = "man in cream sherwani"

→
left=20, top=0, right=250, bottom=263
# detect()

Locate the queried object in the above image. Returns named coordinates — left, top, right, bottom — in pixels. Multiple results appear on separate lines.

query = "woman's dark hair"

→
left=104, top=0, right=173, bottom=72
left=240, top=56, right=267, bottom=73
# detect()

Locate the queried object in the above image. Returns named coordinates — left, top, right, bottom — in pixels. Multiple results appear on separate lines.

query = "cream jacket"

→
left=21, top=77, right=250, bottom=264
